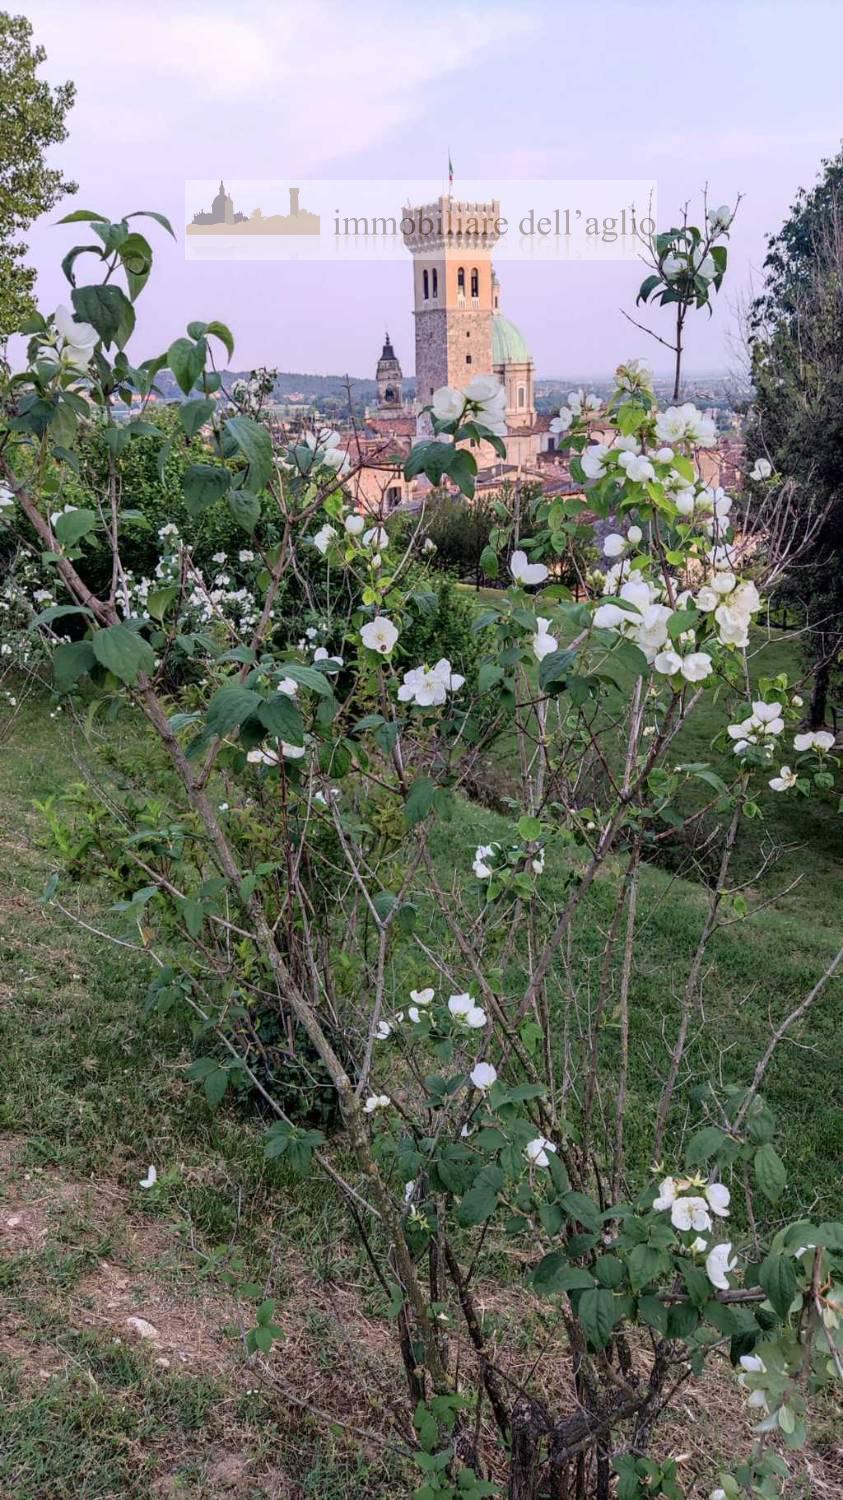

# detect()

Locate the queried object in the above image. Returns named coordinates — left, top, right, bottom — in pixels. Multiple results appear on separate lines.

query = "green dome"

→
left=492, top=312, right=532, bottom=366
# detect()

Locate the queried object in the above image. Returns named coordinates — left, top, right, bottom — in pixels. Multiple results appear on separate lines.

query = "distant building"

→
left=375, top=333, right=404, bottom=410
left=188, top=184, right=318, bottom=236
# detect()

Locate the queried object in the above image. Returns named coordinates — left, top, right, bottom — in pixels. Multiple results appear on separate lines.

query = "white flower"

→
left=246, top=747, right=277, bottom=766
left=710, top=1489, right=728, bottom=1500
left=593, top=602, right=626, bottom=631
left=749, top=457, right=772, bottom=481
left=139, top=1165, right=158, bottom=1189
left=705, top=1182, right=731, bottom=1217
left=681, top=651, right=713, bottom=683
left=603, top=532, right=626, bottom=558
left=470, top=1061, right=497, bottom=1091
left=618, top=452, right=655, bottom=483
left=705, top=1242, right=737, bottom=1290
left=567, top=388, right=584, bottom=413
left=708, top=203, right=733, bottom=235
left=715, top=604, right=749, bottom=649
left=632, top=603, right=673, bottom=660
left=532, top=617, right=558, bottom=661
left=738, top=1354, right=766, bottom=1379
left=238, top=549, right=255, bottom=563
left=531, top=849, right=545, bottom=875
left=361, top=616, right=399, bottom=655
left=280, top=741, right=306, bottom=760
left=690, top=1236, right=708, bottom=1253
left=627, top=525, right=643, bottom=545
left=655, top=403, right=716, bottom=448
left=363, top=1093, right=391, bottom=1113
left=581, top=442, right=610, bottom=480
left=671, top=1196, right=712, bottom=1232
left=794, top=729, right=835, bottom=752
left=465, top=374, right=507, bottom=435
left=769, top=766, right=797, bottom=791
left=653, top=1176, right=677, bottom=1211
left=363, top=525, right=389, bottom=550
left=448, top=993, right=487, bottom=1029
left=654, top=649, right=682, bottom=676
left=312, top=523, right=337, bottom=556
left=550, top=407, right=574, bottom=436
left=345, top=513, right=365, bottom=536
left=375, top=1020, right=392, bottom=1041
left=276, top=676, right=298, bottom=697
left=398, top=658, right=464, bottom=707
left=408, top=1007, right=421, bottom=1023
left=410, top=987, right=434, bottom=1007
left=510, top=549, right=548, bottom=586
left=0, top=485, right=14, bottom=510
left=403, top=1180, right=416, bottom=1203
left=791, top=694, right=803, bottom=707
left=661, top=251, right=685, bottom=280
left=54, top=302, right=98, bottom=369
left=431, top=386, right=466, bottom=423
left=473, top=843, right=499, bottom=879
left=696, top=586, right=719, bottom=612
left=525, top=1136, right=557, bottom=1168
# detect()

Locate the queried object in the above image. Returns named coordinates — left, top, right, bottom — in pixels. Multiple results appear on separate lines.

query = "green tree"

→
left=0, top=10, right=76, bottom=337
left=749, top=148, right=843, bottom=726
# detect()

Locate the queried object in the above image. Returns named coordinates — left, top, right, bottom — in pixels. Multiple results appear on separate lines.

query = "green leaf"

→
left=203, top=1066, right=229, bottom=1108
left=754, top=1142, right=786, bottom=1202
left=53, top=640, right=96, bottom=692
left=758, top=1253, right=797, bottom=1319
left=179, top=397, right=214, bottom=437
left=126, top=209, right=176, bottom=239
left=54, top=508, right=96, bottom=548
left=205, top=683, right=262, bottom=738
left=168, top=336, right=206, bottom=395
left=72, top=284, right=134, bottom=348
left=686, top=1125, right=728, bottom=1166
left=577, top=1287, right=617, bottom=1348
left=183, top=463, right=230, bottom=516
left=457, top=1184, right=499, bottom=1227
left=560, top=1191, right=602, bottom=1232
left=91, top=624, right=155, bottom=684
left=477, top=662, right=504, bottom=694
left=404, top=777, right=436, bottom=827
left=225, top=415, right=273, bottom=492
left=627, top=1243, right=670, bottom=1292
left=538, top=648, right=577, bottom=693
left=638, top=1294, right=669, bottom=1336
left=30, top=604, right=95, bottom=629
left=479, top=545, right=498, bottom=578
left=531, top=1253, right=595, bottom=1295
left=118, top=231, right=153, bottom=300
left=228, top=489, right=261, bottom=533
left=257, top=694, right=304, bottom=745
left=206, top=320, right=235, bottom=360
left=147, top=586, right=179, bottom=621
left=57, top=208, right=109, bottom=225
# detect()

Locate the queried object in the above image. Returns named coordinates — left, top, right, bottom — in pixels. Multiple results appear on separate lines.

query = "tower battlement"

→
left=402, top=196, right=502, bottom=253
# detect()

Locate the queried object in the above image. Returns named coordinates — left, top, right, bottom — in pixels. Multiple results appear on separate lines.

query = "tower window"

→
left=470, top=267, right=479, bottom=298
left=431, top=268, right=438, bottom=298
left=466, top=354, right=472, bottom=365
left=518, top=385, right=526, bottom=408
left=457, top=266, right=465, bottom=296
left=422, top=269, right=429, bottom=300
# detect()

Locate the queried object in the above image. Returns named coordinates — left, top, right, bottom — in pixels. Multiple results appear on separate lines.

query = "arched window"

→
left=470, top=267, right=479, bottom=298
left=422, top=269, right=429, bottom=300
left=457, top=266, right=465, bottom=296
left=431, top=268, right=438, bottom=298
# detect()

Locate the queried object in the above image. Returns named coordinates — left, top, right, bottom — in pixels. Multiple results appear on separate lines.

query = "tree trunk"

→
left=809, top=658, right=831, bottom=728
left=508, top=1399, right=547, bottom=1500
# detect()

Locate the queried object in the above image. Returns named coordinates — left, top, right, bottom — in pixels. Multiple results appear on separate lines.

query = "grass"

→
left=0, top=649, right=841, bottom=1494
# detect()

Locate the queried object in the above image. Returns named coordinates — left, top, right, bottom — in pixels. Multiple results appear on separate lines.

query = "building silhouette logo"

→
left=187, top=182, right=319, bottom=236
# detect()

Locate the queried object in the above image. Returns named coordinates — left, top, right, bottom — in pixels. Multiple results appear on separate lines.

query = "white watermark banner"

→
left=184, top=179, right=657, bottom=263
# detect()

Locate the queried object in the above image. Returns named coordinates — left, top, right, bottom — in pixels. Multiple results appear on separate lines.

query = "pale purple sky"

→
left=16, top=0, right=843, bottom=378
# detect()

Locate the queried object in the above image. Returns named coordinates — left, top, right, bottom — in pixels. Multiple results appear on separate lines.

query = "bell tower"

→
left=402, top=196, right=501, bottom=412
left=376, top=333, right=403, bottom=409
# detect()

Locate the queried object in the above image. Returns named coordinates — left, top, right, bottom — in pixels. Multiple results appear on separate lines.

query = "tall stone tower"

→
left=402, top=196, right=501, bottom=412
left=376, top=333, right=403, bottom=409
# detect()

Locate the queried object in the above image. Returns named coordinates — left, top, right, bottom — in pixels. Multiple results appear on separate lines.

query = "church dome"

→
left=492, top=312, right=532, bottom=366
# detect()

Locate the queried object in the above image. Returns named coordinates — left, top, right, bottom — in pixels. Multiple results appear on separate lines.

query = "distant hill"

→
left=153, top=369, right=416, bottom=405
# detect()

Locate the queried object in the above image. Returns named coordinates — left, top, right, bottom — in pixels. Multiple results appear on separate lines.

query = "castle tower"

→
left=402, top=195, right=502, bottom=413
left=376, top=332, right=403, bottom=408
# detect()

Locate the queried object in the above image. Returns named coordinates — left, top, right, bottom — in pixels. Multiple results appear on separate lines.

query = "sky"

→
left=14, top=0, right=843, bottom=379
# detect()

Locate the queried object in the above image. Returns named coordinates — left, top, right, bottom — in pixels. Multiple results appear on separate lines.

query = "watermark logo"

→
left=184, top=179, right=657, bottom=263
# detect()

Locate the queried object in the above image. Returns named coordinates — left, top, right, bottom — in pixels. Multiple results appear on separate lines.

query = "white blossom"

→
left=525, top=1136, right=557, bottom=1168
left=448, top=993, right=487, bottom=1029
left=363, top=1093, right=391, bottom=1113
left=653, top=1177, right=677, bottom=1211
left=139, top=1165, right=158, bottom=1189
left=749, top=457, right=772, bottom=481
left=345, top=513, right=365, bottom=536
left=531, top=617, right=558, bottom=661
left=671, top=1196, right=712, bottom=1232
left=470, top=1061, right=497, bottom=1091
left=618, top=452, right=655, bottom=484
left=603, top=532, right=626, bottom=558
left=627, top=525, right=643, bottom=545
left=363, top=525, right=389, bottom=550
left=794, top=729, right=835, bottom=752
left=473, top=843, right=499, bottom=879
left=410, top=987, right=434, bottom=1007
left=705, top=1242, right=738, bottom=1291
left=360, top=616, right=399, bottom=655
left=581, top=443, right=610, bottom=480
left=312, top=523, right=338, bottom=556
left=705, top=1182, right=731, bottom=1217
left=510, top=549, right=548, bottom=586
left=549, top=407, right=574, bottom=436
left=398, top=658, right=465, bottom=707
left=768, top=766, right=796, bottom=792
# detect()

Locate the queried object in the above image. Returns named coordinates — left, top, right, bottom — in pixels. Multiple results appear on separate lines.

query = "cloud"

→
left=24, top=0, right=535, bottom=169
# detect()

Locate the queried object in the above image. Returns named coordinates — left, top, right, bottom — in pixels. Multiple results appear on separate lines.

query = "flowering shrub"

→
left=1, top=204, right=841, bottom=1500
